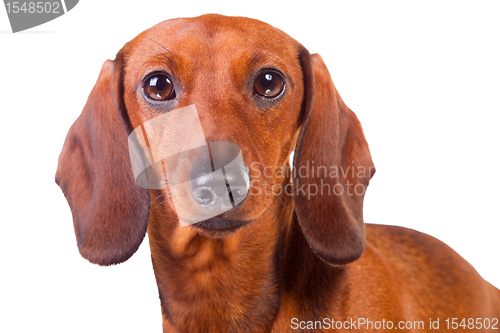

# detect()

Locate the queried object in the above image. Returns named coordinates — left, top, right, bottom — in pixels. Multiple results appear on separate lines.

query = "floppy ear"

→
left=55, top=57, right=150, bottom=266
left=294, top=49, right=375, bottom=266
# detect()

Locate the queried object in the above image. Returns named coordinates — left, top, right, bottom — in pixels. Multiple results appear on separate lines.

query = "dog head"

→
left=56, top=14, right=375, bottom=266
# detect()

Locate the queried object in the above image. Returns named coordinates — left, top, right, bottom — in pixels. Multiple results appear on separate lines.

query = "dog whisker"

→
left=150, top=198, right=174, bottom=212
left=150, top=191, right=172, bottom=206
left=147, top=38, right=176, bottom=64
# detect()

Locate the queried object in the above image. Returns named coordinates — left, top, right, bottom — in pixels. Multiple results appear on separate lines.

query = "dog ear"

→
left=55, top=54, right=150, bottom=266
left=293, top=48, right=375, bottom=266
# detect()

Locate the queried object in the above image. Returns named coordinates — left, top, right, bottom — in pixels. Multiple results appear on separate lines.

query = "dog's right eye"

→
left=144, top=73, right=176, bottom=101
left=253, top=70, right=285, bottom=98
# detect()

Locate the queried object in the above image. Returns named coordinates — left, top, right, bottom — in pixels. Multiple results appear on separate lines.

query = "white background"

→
left=1, top=1, right=499, bottom=332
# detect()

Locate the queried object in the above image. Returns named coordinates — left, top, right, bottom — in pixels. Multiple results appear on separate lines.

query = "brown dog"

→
left=56, top=14, right=500, bottom=332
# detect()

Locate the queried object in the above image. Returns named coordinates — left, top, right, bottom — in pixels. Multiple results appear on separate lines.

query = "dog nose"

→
left=189, top=155, right=250, bottom=211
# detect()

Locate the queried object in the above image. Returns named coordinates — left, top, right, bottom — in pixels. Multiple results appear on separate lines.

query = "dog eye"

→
left=144, top=73, right=176, bottom=101
left=254, top=70, right=284, bottom=98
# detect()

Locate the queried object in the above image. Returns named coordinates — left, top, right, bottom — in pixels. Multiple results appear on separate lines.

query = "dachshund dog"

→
left=56, top=14, right=500, bottom=332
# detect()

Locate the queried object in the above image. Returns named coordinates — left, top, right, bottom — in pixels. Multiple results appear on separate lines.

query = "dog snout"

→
left=190, top=166, right=229, bottom=209
left=189, top=156, right=250, bottom=211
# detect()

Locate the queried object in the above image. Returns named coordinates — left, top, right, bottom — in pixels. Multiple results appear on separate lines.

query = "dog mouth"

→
left=192, top=215, right=252, bottom=236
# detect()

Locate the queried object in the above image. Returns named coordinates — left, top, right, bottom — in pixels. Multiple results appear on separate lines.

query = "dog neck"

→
left=147, top=191, right=299, bottom=333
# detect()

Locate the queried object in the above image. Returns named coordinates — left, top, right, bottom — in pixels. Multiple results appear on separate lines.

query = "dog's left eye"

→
left=144, top=73, right=176, bottom=101
left=254, top=70, right=284, bottom=98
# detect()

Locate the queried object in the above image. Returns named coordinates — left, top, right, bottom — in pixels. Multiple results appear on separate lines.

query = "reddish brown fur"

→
left=56, top=14, right=500, bottom=332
